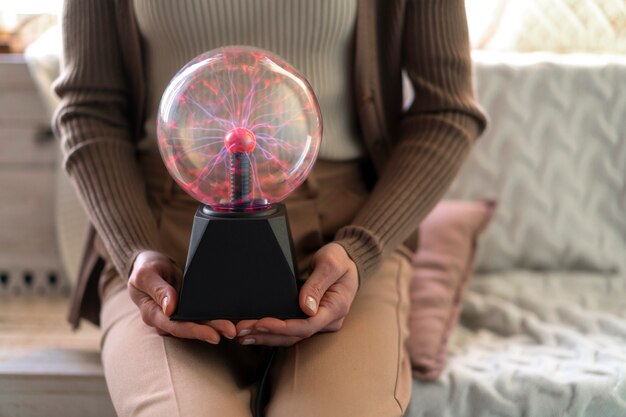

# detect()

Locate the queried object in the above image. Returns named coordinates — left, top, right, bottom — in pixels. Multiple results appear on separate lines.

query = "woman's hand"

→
left=235, top=243, right=359, bottom=346
left=128, top=250, right=237, bottom=343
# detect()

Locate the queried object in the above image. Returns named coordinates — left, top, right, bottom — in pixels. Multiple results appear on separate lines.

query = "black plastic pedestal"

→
left=172, top=203, right=306, bottom=321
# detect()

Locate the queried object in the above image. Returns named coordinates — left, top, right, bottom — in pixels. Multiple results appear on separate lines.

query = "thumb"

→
left=160, top=286, right=178, bottom=318
left=153, top=261, right=182, bottom=317
left=129, top=270, right=179, bottom=318
left=300, top=260, right=339, bottom=316
left=150, top=276, right=178, bottom=318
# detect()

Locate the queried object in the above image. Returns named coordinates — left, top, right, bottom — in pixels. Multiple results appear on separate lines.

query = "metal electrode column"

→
left=230, top=151, right=251, bottom=205
left=224, top=127, right=256, bottom=206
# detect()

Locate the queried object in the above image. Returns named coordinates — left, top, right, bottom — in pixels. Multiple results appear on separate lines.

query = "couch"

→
left=406, top=51, right=626, bottom=417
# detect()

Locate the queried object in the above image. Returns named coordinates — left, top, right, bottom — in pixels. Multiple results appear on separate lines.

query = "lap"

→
left=100, top=251, right=411, bottom=417
left=100, top=285, right=269, bottom=417
left=266, top=251, right=412, bottom=417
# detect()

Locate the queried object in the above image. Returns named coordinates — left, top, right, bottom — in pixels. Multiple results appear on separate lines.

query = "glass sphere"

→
left=158, top=46, right=322, bottom=211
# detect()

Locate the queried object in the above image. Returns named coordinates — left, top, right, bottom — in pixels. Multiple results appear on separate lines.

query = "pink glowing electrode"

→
left=157, top=46, right=322, bottom=210
left=224, top=127, right=256, bottom=153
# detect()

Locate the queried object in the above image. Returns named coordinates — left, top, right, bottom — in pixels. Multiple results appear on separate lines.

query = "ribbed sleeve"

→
left=334, top=0, right=487, bottom=282
left=53, top=0, right=162, bottom=278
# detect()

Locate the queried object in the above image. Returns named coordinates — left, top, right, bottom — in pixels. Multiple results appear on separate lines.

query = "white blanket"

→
left=407, top=271, right=626, bottom=416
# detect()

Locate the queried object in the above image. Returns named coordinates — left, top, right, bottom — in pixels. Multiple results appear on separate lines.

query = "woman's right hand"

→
left=127, top=250, right=237, bottom=343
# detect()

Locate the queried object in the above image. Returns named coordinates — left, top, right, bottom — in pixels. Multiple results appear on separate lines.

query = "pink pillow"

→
left=409, top=200, right=495, bottom=381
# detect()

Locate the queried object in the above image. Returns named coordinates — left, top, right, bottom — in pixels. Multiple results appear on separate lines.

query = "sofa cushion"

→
left=409, top=200, right=495, bottom=381
left=447, top=52, right=626, bottom=273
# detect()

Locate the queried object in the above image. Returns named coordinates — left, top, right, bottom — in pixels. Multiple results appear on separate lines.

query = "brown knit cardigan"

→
left=53, top=0, right=487, bottom=327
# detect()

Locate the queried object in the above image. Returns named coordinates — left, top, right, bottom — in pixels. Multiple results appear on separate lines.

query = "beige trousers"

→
left=98, top=158, right=413, bottom=417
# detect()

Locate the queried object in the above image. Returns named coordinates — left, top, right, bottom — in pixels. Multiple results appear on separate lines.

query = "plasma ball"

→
left=224, top=127, right=256, bottom=153
left=157, top=46, right=322, bottom=210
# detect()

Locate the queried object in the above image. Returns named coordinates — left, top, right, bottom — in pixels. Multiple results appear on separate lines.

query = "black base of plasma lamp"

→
left=171, top=203, right=307, bottom=321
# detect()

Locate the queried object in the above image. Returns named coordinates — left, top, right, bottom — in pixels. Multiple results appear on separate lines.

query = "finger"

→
left=248, top=315, right=344, bottom=341
left=300, top=257, right=344, bottom=316
left=155, top=311, right=222, bottom=343
left=204, top=320, right=237, bottom=339
left=253, top=306, right=337, bottom=338
left=136, top=298, right=221, bottom=343
left=322, top=317, right=345, bottom=333
left=239, top=333, right=302, bottom=347
left=235, top=319, right=259, bottom=336
left=129, top=269, right=178, bottom=317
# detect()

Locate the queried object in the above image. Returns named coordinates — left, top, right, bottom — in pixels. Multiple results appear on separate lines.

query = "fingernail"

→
left=242, top=337, right=256, bottom=345
left=225, top=333, right=235, bottom=340
left=238, top=328, right=252, bottom=337
left=161, top=296, right=169, bottom=315
left=256, top=327, right=269, bottom=333
left=205, top=338, right=219, bottom=345
left=306, top=296, right=317, bottom=313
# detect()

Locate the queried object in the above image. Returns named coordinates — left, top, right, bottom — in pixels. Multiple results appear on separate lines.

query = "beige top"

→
left=135, top=0, right=365, bottom=161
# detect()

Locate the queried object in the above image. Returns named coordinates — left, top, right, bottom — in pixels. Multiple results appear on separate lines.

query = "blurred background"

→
left=0, top=0, right=625, bottom=416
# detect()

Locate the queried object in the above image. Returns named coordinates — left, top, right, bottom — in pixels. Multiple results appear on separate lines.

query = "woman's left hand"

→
left=235, top=242, right=359, bottom=346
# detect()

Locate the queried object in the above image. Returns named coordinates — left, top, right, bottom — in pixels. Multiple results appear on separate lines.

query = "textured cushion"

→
left=405, top=268, right=626, bottom=417
left=409, top=200, right=495, bottom=381
left=447, top=52, right=626, bottom=273
left=406, top=269, right=626, bottom=417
